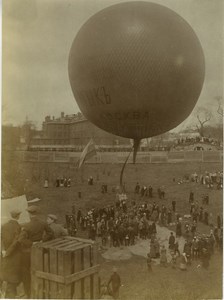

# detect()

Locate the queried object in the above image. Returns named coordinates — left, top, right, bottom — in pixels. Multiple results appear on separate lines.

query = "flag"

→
left=77, top=139, right=97, bottom=168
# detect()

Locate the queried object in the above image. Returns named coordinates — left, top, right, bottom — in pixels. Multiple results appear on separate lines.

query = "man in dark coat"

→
left=108, top=267, right=121, bottom=299
left=176, top=221, right=182, bottom=237
left=148, top=186, right=153, bottom=198
left=172, top=200, right=176, bottom=212
left=201, top=248, right=210, bottom=269
left=189, top=191, right=194, bottom=203
left=168, top=232, right=175, bottom=250
left=1, top=209, right=22, bottom=298
left=18, top=205, right=53, bottom=298
left=134, top=182, right=140, bottom=194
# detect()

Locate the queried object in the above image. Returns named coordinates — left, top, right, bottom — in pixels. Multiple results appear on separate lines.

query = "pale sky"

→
left=2, top=0, right=223, bottom=129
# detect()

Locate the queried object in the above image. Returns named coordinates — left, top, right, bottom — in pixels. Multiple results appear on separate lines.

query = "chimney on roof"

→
left=61, top=112, right=65, bottom=118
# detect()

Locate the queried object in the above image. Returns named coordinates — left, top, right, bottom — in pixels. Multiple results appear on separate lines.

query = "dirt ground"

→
left=3, top=161, right=223, bottom=299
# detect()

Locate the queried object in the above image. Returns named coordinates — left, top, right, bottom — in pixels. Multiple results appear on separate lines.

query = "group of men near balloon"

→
left=0, top=206, right=67, bottom=298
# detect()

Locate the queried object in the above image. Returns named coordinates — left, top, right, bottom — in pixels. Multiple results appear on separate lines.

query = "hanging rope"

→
left=120, top=147, right=133, bottom=188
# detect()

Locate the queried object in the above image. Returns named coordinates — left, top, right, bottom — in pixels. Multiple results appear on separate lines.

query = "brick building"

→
left=31, top=112, right=131, bottom=148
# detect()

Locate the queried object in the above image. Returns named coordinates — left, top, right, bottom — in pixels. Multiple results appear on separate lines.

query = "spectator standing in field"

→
left=47, top=214, right=68, bottom=238
left=192, top=237, right=199, bottom=260
left=179, top=253, right=187, bottom=271
left=174, top=241, right=180, bottom=256
left=169, top=232, right=175, bottom=250
left=148, top=186, right=153, bottom=198
left=170, top=251, right=177, bottom=269
left=108, top=267, right=121, bottom=300
left=217, top=214, right=221, bottom=228
left=135, top=182, right=140, bottom=194
left=176, top=220, right=182, bottom=237
left=56, top=177, right=60, bottom=187
left=160, top=186, right=165, bottom=199
left=67, top=178, right=71, bottom=187
left=189, top=191, right=194, bottom=203
left=1, top=209, right=22, bottom=298
left=44, top=179, right=49, bottom=188
left=160, top=245, right=167, bottom=267
left=204, top=210, right=209, bottom=225
left=88, top=176, right=94, bottom=185
left=172, top=200, right=176, bottom=212
left=167, top=209, right=172, bottom=225
left=201, top=248, right=210, bottom=269
left=18, top=206, right=53, bottom=298
left=147, top=253, right=152, bottom=272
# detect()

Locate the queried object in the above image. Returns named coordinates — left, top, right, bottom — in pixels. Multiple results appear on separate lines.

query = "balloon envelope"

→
left=68, top=1, right=205, bottom=139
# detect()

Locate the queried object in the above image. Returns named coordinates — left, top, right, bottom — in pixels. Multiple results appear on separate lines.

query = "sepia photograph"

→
left=1, top=0, right=223, bottom=299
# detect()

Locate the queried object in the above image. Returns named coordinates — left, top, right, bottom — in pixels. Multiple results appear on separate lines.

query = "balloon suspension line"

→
left=119, top=148, right=133, bottom=189
left=119, top=138, right=141, bottom=190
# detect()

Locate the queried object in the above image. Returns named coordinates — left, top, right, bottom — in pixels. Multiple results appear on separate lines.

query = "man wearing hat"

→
left=108, top=267, right=121, bottom=299
left=1, top=209, right=22, bottom=298
left=47, top=214, right=68, bottom=238
left=18, top=205, right=53, bottom=298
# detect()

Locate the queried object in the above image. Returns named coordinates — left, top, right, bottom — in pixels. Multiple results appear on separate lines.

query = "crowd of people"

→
left=1, top=174, right=223, bottom=299
left=68, top=184, right=222, bottom=256
left=176, top=136, right=222, bottom=147
left=177, top=170, right=223, bottom=190
left=55, top=177, right=71, bottom=187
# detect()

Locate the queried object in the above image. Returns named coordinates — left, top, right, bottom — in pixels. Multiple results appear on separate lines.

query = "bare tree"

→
left=194, top=107, right=212, bottom=137
left=215, top=96, right=223, bottom=116
left=21, top=116, right=37, bottom=147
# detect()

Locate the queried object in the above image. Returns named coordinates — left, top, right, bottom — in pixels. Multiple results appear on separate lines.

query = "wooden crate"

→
left=31, top=236, right=100, bottom=299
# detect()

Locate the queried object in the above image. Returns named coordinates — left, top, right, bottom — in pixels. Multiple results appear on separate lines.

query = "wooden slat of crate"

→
left=52, top=240, right=80, bottom=250
left=92, top=243, right=98, bottom=265
left=62, top=251, right=72, bottom=298
left=49, top=248, right=58, bottom=299
left=35, top=265, right=100, bottom=285
left=66, top=236, right=94, bottom=244
left=32, top=238, right=100, bottom=299
left=89, top=246, right=93, bottom=299
left=31, top=244, right=45, bottom=299
left=41, top=238, right=62, bottom=247
left=43, top=239, right=73, bottom=249
left=92, top=244, right=100, bottom=299
left=70, top=251, right=75, bottom=299
left=83, top=246, right=91, bottom=299
left=31, top=245, right=39, bottom=298
left=90, top=245, right=94, bottom=299
left=38, top=245, right=45, bottom=299
left=73, top=248, right=82, bottom=299
left=81, top=248, right=85, bottom=299
left=43, top=248, right=50, bottom=299
left=57, top=250, right=64, bottom=298
left=63, top=241, right=84, bottom=251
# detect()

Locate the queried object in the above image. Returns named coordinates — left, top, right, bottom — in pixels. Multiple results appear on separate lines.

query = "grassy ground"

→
left=99, top=253, right=222, bottom=300
left=3, top=161, right=223, bottom=299
left=25, top=162, right=222, bottom=224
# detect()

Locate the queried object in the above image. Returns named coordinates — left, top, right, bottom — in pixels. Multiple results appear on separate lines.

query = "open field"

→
left=22, top=161, right=222, bottom=223
left=2, top=160, right=223, bottom=299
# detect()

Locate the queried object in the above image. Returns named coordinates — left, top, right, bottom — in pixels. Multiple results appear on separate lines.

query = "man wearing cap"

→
left=1, top=209, right=22, bottom=298
left=18, top=205, right=53, bottom=298
left=47, top=214, right=68, bottom=238
left=108, top=267, right=121, bottom=299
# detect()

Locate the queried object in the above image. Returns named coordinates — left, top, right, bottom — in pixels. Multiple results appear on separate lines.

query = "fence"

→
left=21, top=150, right=223, bottom=164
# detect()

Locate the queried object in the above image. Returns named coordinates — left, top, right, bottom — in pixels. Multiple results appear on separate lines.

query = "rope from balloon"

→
left=119, top=138, right=141, bottom=189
